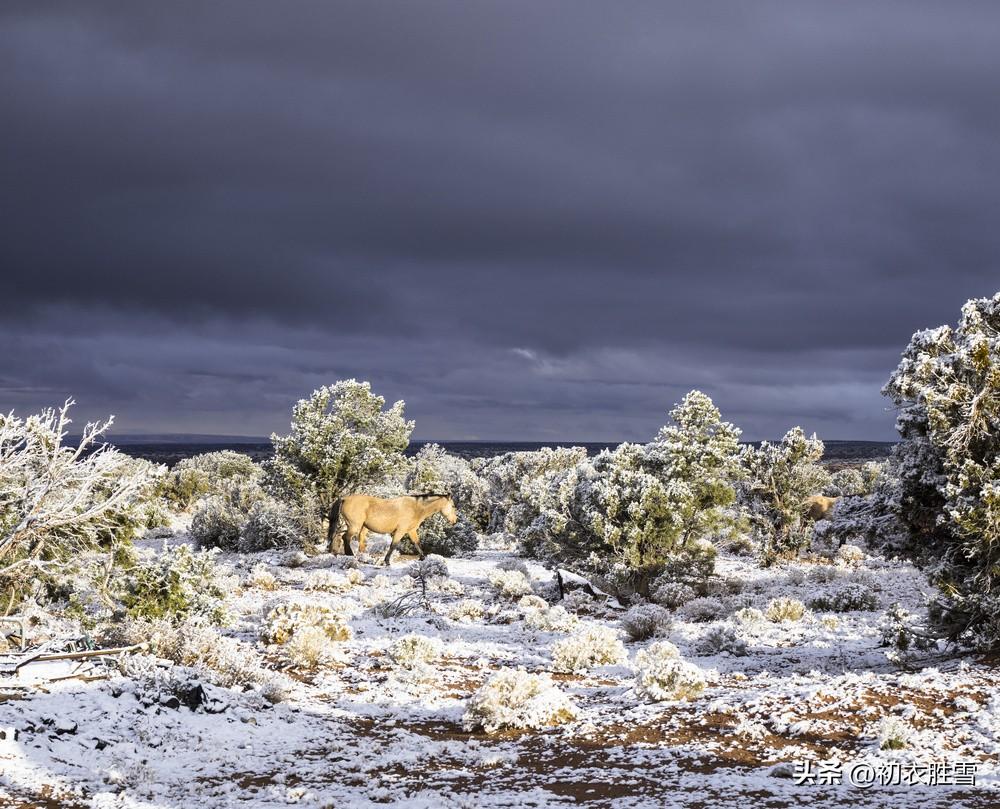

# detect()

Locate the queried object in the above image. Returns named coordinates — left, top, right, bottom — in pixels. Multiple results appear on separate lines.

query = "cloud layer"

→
left=2, top=2, right=998, bottom=440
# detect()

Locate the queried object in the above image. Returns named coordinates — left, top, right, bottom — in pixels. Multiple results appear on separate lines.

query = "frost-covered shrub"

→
left=303, top=569, right=353, bottom=593
left=122, top=545, right=229, bottom=623
left=732, top=713, right=769, bottom=741
left=518, top=594, right=548, bottom=611
left=649, top=579, right=697, bottom=610
left=388, top=634, right=443, bottom=668
left=262, top=602, right=351, bottom=645
left=165, top=450, right=262, bottom=511
left=246, top=564, right=278, bottom=591
left=560, top=588, right=602, bottom=615
left=621, top=604, right=673, bottom=641
left=551, top=625, right=626, bottom=672
left=190, top=478, right=265, bottom=551
left=285, top=626, right=338, bottom=669
left=739, top=428, right=831, bottom=563
left=678, top=596, right=727, bottom=623
left=633, top=642, right=706, bottom=702
left=489, top=568, right=534, bottom=599
left=414, top=517, right=480, bottom=558
left=0, top=401, right=162, bottom=605
left=521, top=393, right=742, bottom=598
left=449, top=599, right=486, bottom=622
left=732, top=606, right=766, bottom=630
left=497, top=558, right=531, bottom=577
left=524, top=604, right=580, bottom=632
left=876, top=716, right=914, bottom=751
left=808, top=583, right=878, bottom=613
left=462, top=668, right=578, bottom=732
left=878, top=603, right=938, bottom=664
left=807, top=565, right=843, bottom=584
left=240, top=497, right=319, bottom=553
left=695, top=625, right=749, bottom=656
left=765, top=597, right=806, bottom=623
left=882, top=293, right=1000, bottom=647
left=267, top=380, right=413, bottom=545
left=836, top=544, right=865, bottom=566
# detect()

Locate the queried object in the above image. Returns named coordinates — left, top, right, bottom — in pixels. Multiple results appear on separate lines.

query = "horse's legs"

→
left=358, top=527, right=369, bottom=554
left=408, top=528, right=425, bottom=560
left=341, top=519, right=359, bottom=556
left=382, top=529, right=407, bottom=566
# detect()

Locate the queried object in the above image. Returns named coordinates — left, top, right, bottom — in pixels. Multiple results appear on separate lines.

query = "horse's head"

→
left=440, top=496, right=458, bottom=525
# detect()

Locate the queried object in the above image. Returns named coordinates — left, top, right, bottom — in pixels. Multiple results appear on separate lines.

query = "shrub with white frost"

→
left=262, top=602, right=351, bottom=645
left=633, top=641, right=706, bottom=702
left=518, top=594, right=548, bottom=611
left=462, top=668, right=578, bottom=732
left=836, top=544, right=865, bottom=566
left=876, top=716, right=914, bottom=750
left=732, top=607, right=767, bottom=631
left=551, top=625, right=626, bottom=672
left=303, top=569, right=353, bottom=593
left=807, top=583, right=878, bottom=613
left=524, top=604, right=580, bottom=633
left=649, top=579, right=696, bottom=610
left=449, top=599, right=486, bottom=623
left=388, top=634, right=443, bottom=668
left=621, top=604, right=673, bottom=642
left=678, top=596, right=728, bottom=623
left=489, top=568, right=534, bottom=599
left=695, top=625, right=748, bottom=656
left=246, top=564, right=278, bottom=591
left=765, top=597, right=806, bottom=623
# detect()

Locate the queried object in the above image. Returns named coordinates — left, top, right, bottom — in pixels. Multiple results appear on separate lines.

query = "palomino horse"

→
left=803, top=494, right=838, bottom=522
left=327, top=493, right=458, bottom=566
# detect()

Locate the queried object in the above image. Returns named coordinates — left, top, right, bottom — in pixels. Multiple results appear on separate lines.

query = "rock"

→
left=770, top=762, right=795, bottom=779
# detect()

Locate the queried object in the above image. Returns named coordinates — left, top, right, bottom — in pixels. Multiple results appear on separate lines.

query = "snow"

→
left=2, top=532, right=999, bottom=808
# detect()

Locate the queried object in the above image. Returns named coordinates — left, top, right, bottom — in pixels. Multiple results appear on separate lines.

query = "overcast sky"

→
left=2, top=2, right=998, bottom=442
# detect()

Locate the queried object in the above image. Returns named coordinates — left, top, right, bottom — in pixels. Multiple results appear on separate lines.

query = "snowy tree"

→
left=406, top=443, right=489, bottom=529
left=883, top=291, right=1000, bottom=646
left=267, top=381, right=413, bottom=543
left=165, top=450, right=262, bottom=511
left=740, top=427, right=830, bottom=563
left=0, top=400, right=161, bottom=606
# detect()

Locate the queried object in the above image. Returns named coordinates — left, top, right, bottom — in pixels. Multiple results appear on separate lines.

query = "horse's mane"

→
left=410, top=491, right=449, bottom=500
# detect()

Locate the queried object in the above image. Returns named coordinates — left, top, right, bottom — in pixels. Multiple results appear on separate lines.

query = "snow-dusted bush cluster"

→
left=765, top=597, right=806, bottom=623
left=695, top=625, right=749, bottom=656
left=262, top=602, right=352, bottom=646
left=633, top=641, right=707, bottom=702
left=164, top=450, right=262, bottom=511
left=245, top=563, right=279, bottom=590
left=551, top=625, right=626, bottom=672
left=122, top=544, right=230, bottom=623
left=449, top=598, right=487, bottom=623
left=732, top=606, right=767, bottom=631
left=678, top=596, right=728, bottom=623
left=739, top=427, right=831, bottom=564
left=388, top=634, right=443, bottom=668
left=620, top=604, right=673, bottom=641
left=881, top=292, right=1000, bottom=648
left=304, top=569, right=361, bottom=593
left=807, top=583, right=878, bottom=613
left=875, top=716, right=914, bottom=751
left=650, top=579, right=697, bottom=609
left=514, top=393, right=743, bottom=598
left=489, top=568, right=534, bottom=599
left=524, top=603, right=580, bottom=632
left=462, top=668, right=578, bottom=732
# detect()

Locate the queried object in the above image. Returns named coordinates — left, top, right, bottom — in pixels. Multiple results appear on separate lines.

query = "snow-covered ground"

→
left=2, top=530, right=999, bottom=808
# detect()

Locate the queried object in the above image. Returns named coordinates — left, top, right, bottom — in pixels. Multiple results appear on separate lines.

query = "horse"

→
left=326, top=492, right=458, bottom=566
left=803, top=494, right=838, bottom=522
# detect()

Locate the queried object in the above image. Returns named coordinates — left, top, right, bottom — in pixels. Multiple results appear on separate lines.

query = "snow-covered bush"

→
left=764, top=597, right=806, bottom=623
left=695, top=625, right=749, bottom=656
left=303, top=569, right=353, bottom=593
left=285, top=626, right=339, bottom=669
left=262, top=602, right=351, bottom=645
left=876, top=716, right=914, bottom=751
left=462, top=668, right=578, bottom=732
left=878, top=603, right=938, bottom=665
left=551, top=625, right=626, bottom=672
left=739, top=427, right=831, bottom=563
left=267, top=380, right=413, bottom=548
left=190, top=478, right=265, bottom=551
left=497, top=557, right=531, bottom=577
left=0, top=400, right=161, bottom=604
left=882, top=292, right=1000, bottom=646
left=524, top=604, right=580, bottom=632
left=240, top=496, right=319, bottom=553
left=164, top=450, right=262, bottom=511
left=807, top=583, right=878, bottom=613
left=388, top=634, right=443, bottom=668
left=489, top=568, right=534, bottom=599
left=518, top=593, right=548, bottom=611
left=836, top=544, right=865, bottom=565
left=521, top=393, right=742, bottom=598
left=732, top=606, right=767, bottom=631
left=449, top=599, right=486, bottom=623
left=621, top=604, right=673, bottom=641
left=649, top=579, right=697, bottom=609
left=633, top=642, right=706, bottom=702
left=122, top=545, right=229, bottom=623
left=246, top=564, right=278, bottom=590
left=678, top=596, right=727, bottom=623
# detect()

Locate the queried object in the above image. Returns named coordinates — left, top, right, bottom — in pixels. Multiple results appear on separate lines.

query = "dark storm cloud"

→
left=2, top=1, right=999, bottom=440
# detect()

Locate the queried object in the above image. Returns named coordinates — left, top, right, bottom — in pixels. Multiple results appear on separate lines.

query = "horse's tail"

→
left=326, top=498, right=343, bottom=547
